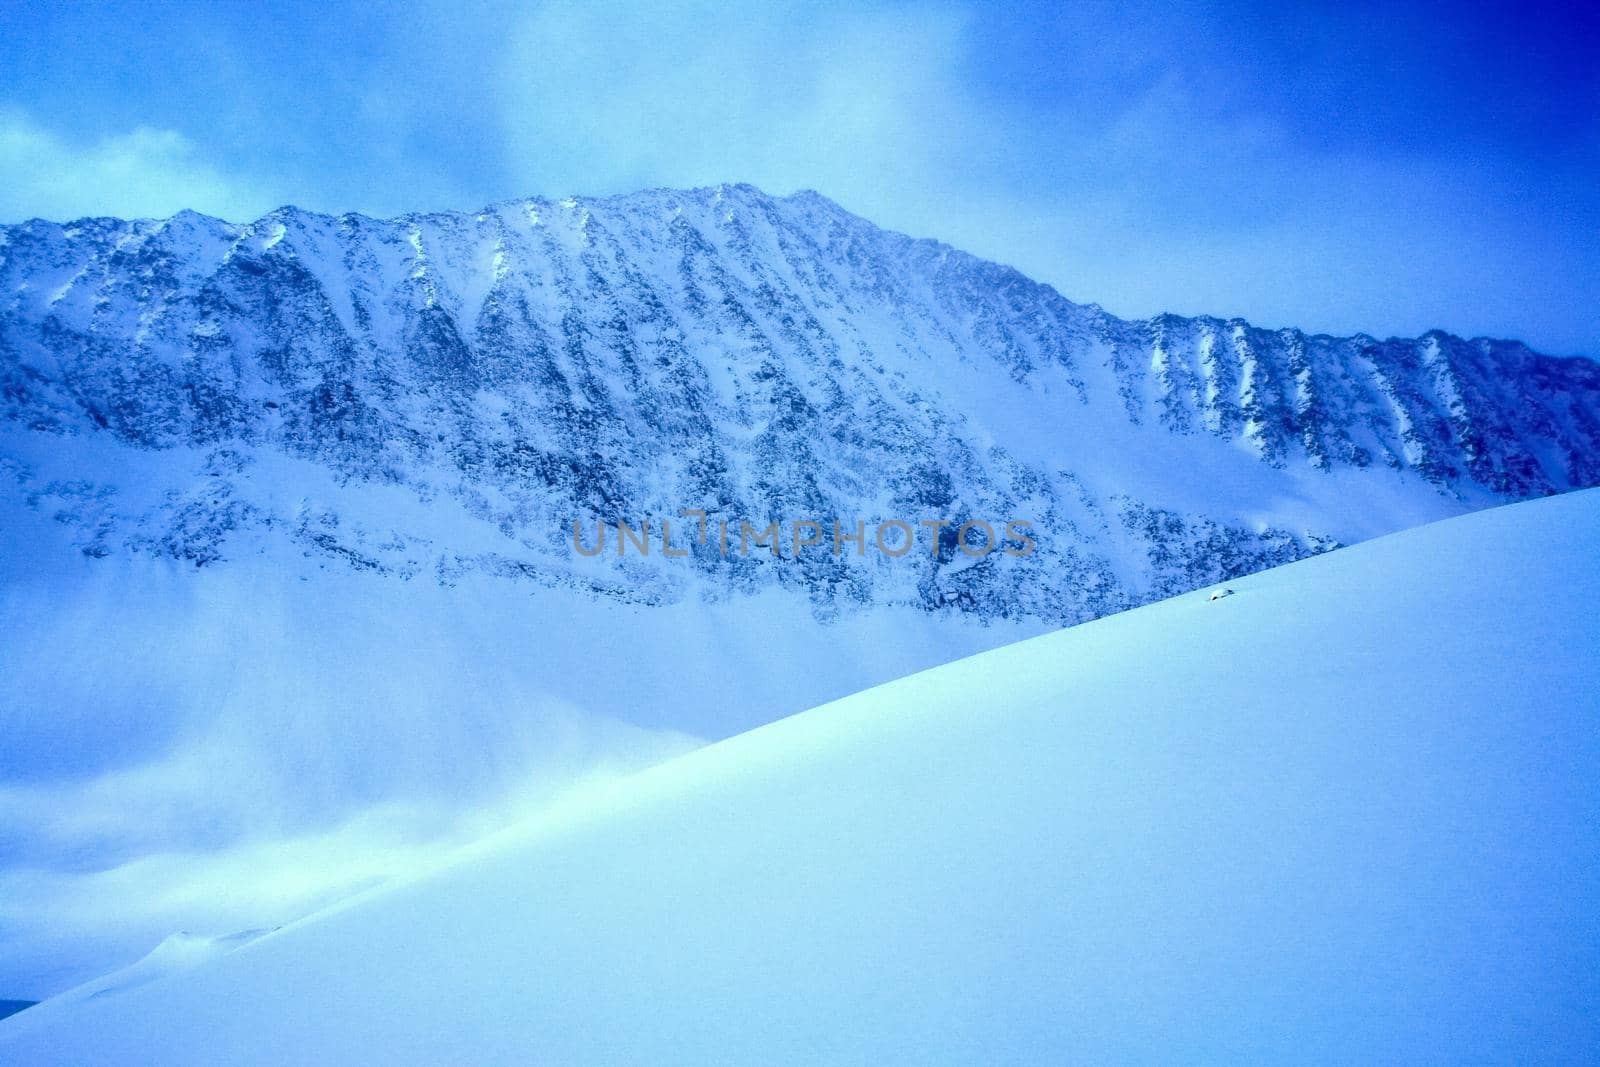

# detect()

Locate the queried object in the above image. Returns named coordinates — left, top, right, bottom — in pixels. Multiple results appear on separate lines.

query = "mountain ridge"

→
left=3, top=182, right=1597, bottom=628
left=7, top=181, right=1581, bottom=356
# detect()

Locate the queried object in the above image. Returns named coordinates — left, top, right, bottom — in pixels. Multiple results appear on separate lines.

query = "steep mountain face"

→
left=4, top=183, right=1597, bottom=625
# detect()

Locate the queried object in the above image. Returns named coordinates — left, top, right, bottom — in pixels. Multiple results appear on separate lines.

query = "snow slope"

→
left=4, top=488, right=1595, bottom=1064
left=0, top=493, right=1033, bottom=998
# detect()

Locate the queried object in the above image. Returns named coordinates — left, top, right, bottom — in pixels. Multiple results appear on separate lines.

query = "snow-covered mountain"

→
left=5, top=488, right=1596, bottom=1063
left=3, top=183, right=1598, bottom=1002
left=3, top=183, right=1597, bottom=625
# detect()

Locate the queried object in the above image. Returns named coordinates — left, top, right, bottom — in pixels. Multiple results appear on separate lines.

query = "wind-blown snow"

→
left=0, top=490, right=1032, bottom=997
left=4, top=488, right=1595, bottom=1063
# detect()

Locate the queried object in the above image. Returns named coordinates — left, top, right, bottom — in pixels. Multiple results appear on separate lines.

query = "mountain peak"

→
left=1, top=185, right=1596, bottom=630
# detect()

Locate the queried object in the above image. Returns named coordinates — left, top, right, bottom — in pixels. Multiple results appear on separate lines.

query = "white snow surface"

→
left=3, top=488, right=1595, bottom=1063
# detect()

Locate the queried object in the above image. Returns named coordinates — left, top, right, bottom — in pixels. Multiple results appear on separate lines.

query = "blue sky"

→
left=1, top=0, right=1595, bottom=354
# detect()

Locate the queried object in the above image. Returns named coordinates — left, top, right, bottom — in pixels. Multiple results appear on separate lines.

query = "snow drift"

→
left=4, top=488, right=1596, bottom=1063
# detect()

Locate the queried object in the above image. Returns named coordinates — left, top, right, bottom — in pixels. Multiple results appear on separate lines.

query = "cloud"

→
left=496, top=2, right=990, bottom=206
left=487, top=1, right=1596, bottom=354
left=0, top=111, right=270, bottom=223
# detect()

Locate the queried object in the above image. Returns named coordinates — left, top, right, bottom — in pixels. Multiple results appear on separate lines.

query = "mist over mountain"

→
left=4, top=182, right=1597, bottom=626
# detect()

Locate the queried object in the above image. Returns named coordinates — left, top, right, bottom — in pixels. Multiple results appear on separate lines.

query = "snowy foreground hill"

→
left=4, top=489, right=1595, bottom=1063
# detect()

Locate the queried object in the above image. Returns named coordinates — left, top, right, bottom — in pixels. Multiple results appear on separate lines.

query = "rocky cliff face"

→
left=3, top=183, right=1597, bottom=623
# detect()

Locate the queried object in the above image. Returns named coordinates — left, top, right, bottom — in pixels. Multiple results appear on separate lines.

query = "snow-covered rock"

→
left=3, top=184, right=1596, bottom=625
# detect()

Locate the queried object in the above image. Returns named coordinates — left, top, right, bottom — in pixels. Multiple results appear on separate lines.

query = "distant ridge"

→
left=3, top=183, right=1596, bottom=626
